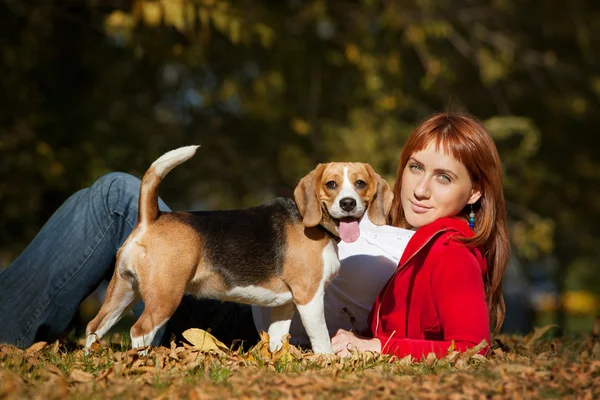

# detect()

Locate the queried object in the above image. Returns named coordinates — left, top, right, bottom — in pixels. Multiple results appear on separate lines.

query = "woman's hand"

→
left=331, top=329, right=381, bottom=358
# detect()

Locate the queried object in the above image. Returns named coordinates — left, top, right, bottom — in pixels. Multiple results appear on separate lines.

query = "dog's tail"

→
left=138, top=145, right=200, bottom=226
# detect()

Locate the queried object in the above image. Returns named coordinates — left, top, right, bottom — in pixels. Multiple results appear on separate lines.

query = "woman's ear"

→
left=467, top=184, right=482, bottom=205
left=365, top=164, right=394, bottom=226
left=294, top=164, right=326, bottom=227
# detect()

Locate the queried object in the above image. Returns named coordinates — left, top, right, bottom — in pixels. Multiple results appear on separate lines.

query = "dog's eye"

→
left=355, top=180, right=367, bottom=189
left=325, top=181, right=337, bottom=190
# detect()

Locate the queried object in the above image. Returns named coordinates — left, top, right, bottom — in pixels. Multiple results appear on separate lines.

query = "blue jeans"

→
left=0, top=173, right=259, bottom=349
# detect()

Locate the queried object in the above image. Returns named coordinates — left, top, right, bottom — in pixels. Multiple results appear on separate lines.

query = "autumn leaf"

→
left=523, top=325, right=558, bottom=348
left=69, top=369, right=95, bottom=383
left=25, top=341, right=47, bottom=354
left=182, top=328, right=229, bottom=355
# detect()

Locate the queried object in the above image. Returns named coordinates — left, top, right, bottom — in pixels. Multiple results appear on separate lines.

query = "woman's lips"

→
left=410, top=200, right=431, bottom=214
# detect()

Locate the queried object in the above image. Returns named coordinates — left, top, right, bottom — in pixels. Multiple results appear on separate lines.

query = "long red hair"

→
left=390, top=112, right=511, bottom=333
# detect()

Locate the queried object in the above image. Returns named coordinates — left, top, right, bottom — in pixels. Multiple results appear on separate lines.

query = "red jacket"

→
left=368, top=217, right=490, bottom=359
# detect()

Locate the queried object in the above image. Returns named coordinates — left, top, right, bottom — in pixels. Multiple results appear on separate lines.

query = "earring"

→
left=468, top=204, right=476, bottom=229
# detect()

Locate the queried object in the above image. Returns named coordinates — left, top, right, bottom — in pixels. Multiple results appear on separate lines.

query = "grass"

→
left=1, top=325, right=599, bottom=399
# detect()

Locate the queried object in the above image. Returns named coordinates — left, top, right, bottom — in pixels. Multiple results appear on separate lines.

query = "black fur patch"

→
left=172, top=198, right=302, bottom=288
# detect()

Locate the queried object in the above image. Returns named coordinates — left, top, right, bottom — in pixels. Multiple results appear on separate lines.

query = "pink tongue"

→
left=339, top=219, right=360, bottom=243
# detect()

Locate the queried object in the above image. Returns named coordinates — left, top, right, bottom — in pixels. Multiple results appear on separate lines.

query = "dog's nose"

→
left=339, top=197, right=357, bottom=212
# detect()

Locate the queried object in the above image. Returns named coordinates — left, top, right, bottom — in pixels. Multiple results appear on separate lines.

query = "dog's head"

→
left=294, top=162, right=393, bottom=243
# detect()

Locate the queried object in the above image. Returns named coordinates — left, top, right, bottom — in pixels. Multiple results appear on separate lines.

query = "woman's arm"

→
left=377, top=243, right=490, bottom=359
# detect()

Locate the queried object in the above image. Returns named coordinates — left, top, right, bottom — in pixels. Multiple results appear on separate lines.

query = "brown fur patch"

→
left=280, top=222, right=330, bottom=305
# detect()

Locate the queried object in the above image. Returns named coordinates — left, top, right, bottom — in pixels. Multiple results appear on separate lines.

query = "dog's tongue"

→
left=339, top=218, right=360, bottom=243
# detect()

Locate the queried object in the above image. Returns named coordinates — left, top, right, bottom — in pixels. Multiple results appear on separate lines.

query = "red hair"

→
left=390, top=112, right=511, bottom=333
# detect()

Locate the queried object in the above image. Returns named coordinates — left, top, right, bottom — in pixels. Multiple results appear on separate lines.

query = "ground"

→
left=1, top=325, right=599, bottom=399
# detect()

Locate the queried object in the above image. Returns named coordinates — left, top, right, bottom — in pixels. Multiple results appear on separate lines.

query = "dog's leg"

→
left=85, top=270, right=138, bottom=349
left=267, top=302, right=295, bottom=353
left=129, top=280, right=185, bottom=354
left=295, top=290, right=333, bottom=354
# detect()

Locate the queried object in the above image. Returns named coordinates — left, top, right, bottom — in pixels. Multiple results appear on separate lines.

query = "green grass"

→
left=1, top=330, right=599, bottom=399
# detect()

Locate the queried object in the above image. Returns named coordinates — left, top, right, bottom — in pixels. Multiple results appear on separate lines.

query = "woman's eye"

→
left=325, top=181, right=337, bottom=189
left=355, top=180, right=367, bottom=189
left=408, top=164, right=422, bottom=172
left=437, top=174, right=451, bottom=183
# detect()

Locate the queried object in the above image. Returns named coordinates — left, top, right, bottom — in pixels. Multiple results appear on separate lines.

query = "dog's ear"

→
left=294, top=164, right=326, bottom=227
left=365, top=164, right=394, bottom=226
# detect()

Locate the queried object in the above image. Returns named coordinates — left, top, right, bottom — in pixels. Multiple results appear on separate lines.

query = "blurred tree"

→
left=1, top=0, right=599, bottom=332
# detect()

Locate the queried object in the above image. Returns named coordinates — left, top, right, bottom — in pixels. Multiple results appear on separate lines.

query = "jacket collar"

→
left=398, top=217, right=477, bottom=267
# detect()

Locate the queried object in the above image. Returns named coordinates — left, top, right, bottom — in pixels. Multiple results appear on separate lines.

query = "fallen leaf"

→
left=25, top=341, right=47, bottom=354
left=95, top=366, right=114, bottom=382
left=272, top=334, right=292, bottom=362
left=69, top=369, right=95, bottom=383
left=522, top=325, right=557, bottom=348
left=592, top=342, right=600, bottom=358
left=45, top=364, right=65, bottom=377
left=182, top=328, right=228, bottom=354
left=424, top=352, right=437, bottom=368
left=130, top=366, right=157, bottom=375
left=471, top=354, right=489, bottom=364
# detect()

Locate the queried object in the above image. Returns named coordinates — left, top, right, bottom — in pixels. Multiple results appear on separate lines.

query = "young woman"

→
left=331, top=112, right=510, bottom=358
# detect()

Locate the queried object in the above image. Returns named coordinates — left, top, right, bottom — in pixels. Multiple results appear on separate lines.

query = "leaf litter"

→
left=0, top=324, right=599, bottom=399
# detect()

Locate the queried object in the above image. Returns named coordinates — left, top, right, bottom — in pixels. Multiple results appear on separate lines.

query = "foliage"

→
left=1, top=1, right=599, bottom=296
left=1, top=326, right=599, bottom=399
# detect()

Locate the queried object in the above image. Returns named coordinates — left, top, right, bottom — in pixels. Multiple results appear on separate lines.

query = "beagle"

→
left=85, top=146, right=393, bottom=354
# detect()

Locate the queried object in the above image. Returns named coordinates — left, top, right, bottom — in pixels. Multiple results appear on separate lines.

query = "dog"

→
left=85, top=145, right=393, bottom=354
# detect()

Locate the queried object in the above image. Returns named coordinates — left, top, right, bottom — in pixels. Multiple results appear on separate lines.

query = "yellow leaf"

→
left=182, top=328, right=228, bottom=354
left=291, top=118, right=311, bottom=135
left=272, top=334, right=292, bottom=362
left=139, top=0, right=162, bottom=26
left=104, top=10, right=136, bottom=40
left=447, top=339, right=456, bottom=353
left=522, top=325, right=557, bottom=348
left=257, top=330, right=272, bottom=360
left=162, top=0, right=186, bottom=32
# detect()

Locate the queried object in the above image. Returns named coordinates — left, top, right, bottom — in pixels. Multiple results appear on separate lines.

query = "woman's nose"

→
left=414, top=177, right=430, bottom=199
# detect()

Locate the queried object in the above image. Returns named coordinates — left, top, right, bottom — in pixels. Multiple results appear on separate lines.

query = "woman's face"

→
left=400, top=142, right=481, bottom=229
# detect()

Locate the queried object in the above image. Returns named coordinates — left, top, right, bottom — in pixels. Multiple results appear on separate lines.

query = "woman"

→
left=332, top=112, right=510, bottom=358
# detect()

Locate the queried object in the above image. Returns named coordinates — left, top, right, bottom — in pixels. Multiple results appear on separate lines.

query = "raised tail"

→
left=138, top=145, right=200, bottom=226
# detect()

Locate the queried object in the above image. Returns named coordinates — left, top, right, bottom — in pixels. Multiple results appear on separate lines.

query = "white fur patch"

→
left=322, top=240, right=340, bottom=285
left=85, top=293, right=136, bottom=348
left=293, top=239, right=339, bottom=354
left=131, top=319, right=168, bottom=350
left=152, top=145, right=200, bottom=178
left=220, top=285, right=293, bottom=307
left=330, top=167, right=365, bottom=219
left=267, top=303, right=295, bottom=352
left=295, top=294, right=332, bottom=354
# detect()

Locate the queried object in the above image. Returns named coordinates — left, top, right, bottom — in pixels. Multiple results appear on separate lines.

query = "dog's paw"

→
left=269, top=340, right=283, bottom=353
left=136, top=347, right=150, bottom=356
left=85, top=333, right=100, bottom=350
left=311, top=343, right=334, bottom=355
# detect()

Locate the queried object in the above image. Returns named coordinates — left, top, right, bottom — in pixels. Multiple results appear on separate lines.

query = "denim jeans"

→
left=0, top=172, right=259, bottom=349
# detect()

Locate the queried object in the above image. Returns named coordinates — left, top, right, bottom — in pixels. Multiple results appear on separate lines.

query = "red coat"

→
left=368, top=217, right=490, bottom=359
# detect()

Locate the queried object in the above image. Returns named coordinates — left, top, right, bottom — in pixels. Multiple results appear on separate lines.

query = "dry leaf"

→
left=471, top=354, right=489, bottom=364
left=424, top=352, right=437, bottom=368
left=272, top=334, right=292, bottom=362
left=523, top=325, right=557, bottom=348
left=182, top=328, right=228, bottom=354
left=69, top=369, right=95, bottom=383
left=25, top=341, right=47, bottom=354
left=45, top=364, right=65, bottom=377
left=592, top=342, right=600, bottom=358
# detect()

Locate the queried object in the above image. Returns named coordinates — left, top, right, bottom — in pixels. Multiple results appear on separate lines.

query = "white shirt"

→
left=251, top=215, right=415, bottom=346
